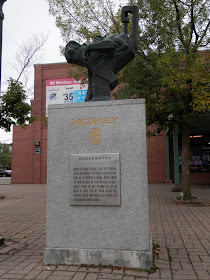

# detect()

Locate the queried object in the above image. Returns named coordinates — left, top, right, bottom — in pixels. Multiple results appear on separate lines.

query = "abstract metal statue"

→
left=65, top=6, right=139, bottom=102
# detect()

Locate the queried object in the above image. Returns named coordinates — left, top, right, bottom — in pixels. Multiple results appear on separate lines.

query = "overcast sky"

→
left=0, top=0, right=66, bottom=143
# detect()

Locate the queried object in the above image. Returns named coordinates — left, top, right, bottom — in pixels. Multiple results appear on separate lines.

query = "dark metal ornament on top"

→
left=65, top=5, right=139, bottom=102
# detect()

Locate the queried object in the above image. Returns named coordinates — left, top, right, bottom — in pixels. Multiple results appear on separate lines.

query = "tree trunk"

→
left=181, top=121, right=191, bottom=200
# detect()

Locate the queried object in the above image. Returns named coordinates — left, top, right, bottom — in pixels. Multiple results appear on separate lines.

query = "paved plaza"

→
left=0, top=183, right=209, bottom=279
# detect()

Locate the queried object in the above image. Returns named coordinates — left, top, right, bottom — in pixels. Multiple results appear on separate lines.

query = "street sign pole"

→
left=0, top=0, right=7, bottom=96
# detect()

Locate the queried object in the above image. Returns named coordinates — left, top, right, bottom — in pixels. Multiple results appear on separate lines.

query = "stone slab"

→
left=44, top=238, right=153, bottom=269
left=44, top=99, right=152, bottom=268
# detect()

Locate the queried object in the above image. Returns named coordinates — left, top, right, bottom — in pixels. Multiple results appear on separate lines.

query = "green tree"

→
left=0, top=143, right=12, bottom=168
left=118, top=0, right=210, bottom=200
left=47, top=0, right=122, bottom=43
left=0, top=79, right=31, bottom=132
left=48, top=0, right=210, bottom=200
left=0, top=33, right=47, bottom=132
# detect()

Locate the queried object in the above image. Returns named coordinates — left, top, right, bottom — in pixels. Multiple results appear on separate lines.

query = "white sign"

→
left=46, top=78, right=88, bottom=116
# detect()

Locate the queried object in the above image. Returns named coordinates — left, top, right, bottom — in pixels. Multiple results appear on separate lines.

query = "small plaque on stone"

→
left=70, top=153, right=120, bottom=206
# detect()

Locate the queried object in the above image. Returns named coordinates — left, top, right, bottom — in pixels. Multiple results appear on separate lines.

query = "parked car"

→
left=0, top=170, right=11, bottom=177
left=5, top=170, right=12, bottom=175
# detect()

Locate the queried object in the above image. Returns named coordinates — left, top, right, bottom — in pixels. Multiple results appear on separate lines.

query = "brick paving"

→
left=0, top=183, right=209, bottom=280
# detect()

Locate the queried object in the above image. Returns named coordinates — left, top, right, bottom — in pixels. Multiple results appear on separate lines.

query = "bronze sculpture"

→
left=65, top=6, right=139, bottom=101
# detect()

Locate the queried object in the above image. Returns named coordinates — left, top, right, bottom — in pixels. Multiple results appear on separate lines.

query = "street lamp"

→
left=0, top=0, right=6, bottom=96
left=0, top=0, right=6, bottom=248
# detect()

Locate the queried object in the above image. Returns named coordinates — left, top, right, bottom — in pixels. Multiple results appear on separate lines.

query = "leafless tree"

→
left=10, top=33, right=48, bottom=97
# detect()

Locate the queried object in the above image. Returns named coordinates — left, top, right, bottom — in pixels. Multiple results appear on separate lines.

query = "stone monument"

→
left=44, top=6, right=153, bottom=269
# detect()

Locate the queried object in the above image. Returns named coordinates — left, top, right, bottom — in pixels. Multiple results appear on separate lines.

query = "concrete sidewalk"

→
left=0, top=183, right=209, bottom=280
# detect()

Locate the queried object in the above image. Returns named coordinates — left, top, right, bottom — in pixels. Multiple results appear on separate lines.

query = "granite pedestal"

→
left=44, top=99, right=152, bottom=269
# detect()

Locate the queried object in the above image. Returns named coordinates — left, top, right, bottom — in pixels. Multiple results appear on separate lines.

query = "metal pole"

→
left=166, top=133, right=171, bottom=181
left=173, top=125, right=180, bottom=185
left=0, top=0, right=6, bottom=248
left=0, top=0, right=7, bottom=96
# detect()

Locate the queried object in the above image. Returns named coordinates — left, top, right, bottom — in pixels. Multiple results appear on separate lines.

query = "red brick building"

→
left=11, top=63, right=210, bottom=184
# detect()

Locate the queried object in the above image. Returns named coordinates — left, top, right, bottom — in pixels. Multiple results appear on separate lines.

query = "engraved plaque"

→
left=70, top=153, right=120, bottom=206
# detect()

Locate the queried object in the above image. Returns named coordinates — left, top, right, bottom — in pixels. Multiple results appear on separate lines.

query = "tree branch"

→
left=196, top=20, right=210, bottom=48
left=177, top=0, right=190, bottom=7
left=189, top=0, right=199, bottom=46
left=16, top=34, right=48, bottom=82
left=105, top=0, right=120, bottom=33
left=98, top=0, right=118, bottom=32
left=172, top=0, right=188, bottom=52
left=88, top=3, right=109, bottom=33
